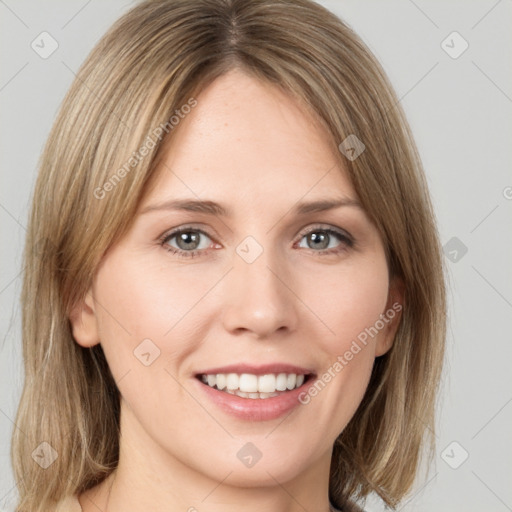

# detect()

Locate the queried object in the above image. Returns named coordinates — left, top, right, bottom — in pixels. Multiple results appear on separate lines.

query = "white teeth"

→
left=286, top=373, right=297, bottom=390
left=199, top=372, right=307, bottom=395
left=216, top=373, right=226, bottom=390
left=259, top=392, right=279, bottom=399
left=226, top=373, right=239, bottom=390
left=239, top=373, right=258, bottom=393
left=276, top=373, right=288, bottom=391
left=258, top=374, right=276, bottom=393
left=230, top=389, right=280, bottom=399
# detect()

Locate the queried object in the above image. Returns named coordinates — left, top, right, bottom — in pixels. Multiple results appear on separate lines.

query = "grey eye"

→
left=298, top=229, right=345, bottom=251
left=165, top=229, right=212, bottom=251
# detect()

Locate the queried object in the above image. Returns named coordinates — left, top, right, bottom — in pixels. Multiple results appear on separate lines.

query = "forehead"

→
left=141, top=69, right=356, bottom=210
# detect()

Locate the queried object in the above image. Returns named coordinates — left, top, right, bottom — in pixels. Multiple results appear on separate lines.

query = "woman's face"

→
left=71, top=68, right=402, bottom=490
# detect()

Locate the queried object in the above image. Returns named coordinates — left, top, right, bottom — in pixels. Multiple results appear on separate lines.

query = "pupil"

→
left=178, top=231, right=199, bottom=250
left=309, top=231, right=328, bottom=249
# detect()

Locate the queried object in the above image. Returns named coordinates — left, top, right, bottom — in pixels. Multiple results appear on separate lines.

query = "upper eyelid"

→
left=297, top=223, right=352, bottom=239
left=160, top=224, right=219, bottom=241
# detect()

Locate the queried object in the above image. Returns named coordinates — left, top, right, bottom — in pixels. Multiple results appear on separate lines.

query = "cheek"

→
left=300, top=266, right=388, bottom=424
left=91, top=253, right=173, bottom=373
left=325, top=261, right=389, bottom=399
left=304, top=257, right=390, bottom=356
left=91, top=250, right=224, bottom=375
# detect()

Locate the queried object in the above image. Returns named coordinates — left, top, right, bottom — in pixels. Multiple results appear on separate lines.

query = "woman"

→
left=11, top=1, right=446, bottom=511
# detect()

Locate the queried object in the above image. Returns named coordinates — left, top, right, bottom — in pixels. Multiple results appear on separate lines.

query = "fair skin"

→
left=71, top=68, right=402, bottom=512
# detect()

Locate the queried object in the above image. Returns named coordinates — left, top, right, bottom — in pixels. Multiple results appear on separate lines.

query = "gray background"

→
left=1, top=1, right=511, bottom=510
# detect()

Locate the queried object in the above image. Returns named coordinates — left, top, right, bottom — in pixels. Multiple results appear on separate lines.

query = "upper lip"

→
left=195, top=363, right=315, bottom=377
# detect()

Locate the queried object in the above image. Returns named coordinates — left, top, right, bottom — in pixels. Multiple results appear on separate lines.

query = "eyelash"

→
left=158, top=224, right=355, bottom=259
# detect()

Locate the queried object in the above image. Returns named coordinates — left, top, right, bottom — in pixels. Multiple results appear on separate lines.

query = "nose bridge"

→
left=221, top=235, right=298, bottom=337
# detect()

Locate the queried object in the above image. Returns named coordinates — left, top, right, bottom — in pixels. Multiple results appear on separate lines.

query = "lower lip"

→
left=194, top=377, right=314, bottom=421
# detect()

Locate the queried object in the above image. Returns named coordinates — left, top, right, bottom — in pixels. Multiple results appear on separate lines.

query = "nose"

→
left=221, top=246, right=299, bottom=339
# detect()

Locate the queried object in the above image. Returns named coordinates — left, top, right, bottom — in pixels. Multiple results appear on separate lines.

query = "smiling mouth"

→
left=196, top=372, right=313, bottom=399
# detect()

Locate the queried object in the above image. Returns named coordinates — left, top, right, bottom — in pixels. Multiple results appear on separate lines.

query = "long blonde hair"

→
left=12, top=0, right=446, bottom=510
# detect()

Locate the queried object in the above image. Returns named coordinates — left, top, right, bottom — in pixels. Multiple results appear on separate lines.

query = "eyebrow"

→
left=139, top=197, right=362, bottom=217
